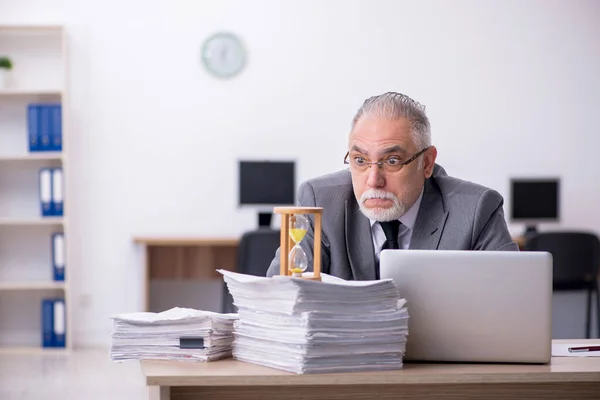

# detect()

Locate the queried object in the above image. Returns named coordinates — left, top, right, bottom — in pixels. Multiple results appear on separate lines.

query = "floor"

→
left=0, top=348, right=151, bottom=400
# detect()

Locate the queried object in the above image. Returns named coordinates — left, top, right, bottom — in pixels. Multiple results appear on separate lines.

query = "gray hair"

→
left=351, top=92, right=431, bottom=151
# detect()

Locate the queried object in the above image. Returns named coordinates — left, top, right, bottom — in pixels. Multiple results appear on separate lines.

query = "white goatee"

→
left=358, top=189, right=405, bottom=222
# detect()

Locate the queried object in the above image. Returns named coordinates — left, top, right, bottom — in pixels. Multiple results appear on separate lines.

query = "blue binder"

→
left=50, top=104, right=62, bottom=151
left=53, top=299, right=66, bottom=347
left=51, top=168, right=63, bottom=216
left=52, top=232, right=65, bottom=281
left=41, top=299, right=54, bottom=347
left=27, top=105, right=40, bottom=152
left=39, top=168, right=53, bottom=217
left=39, top=105, right=52, bottom=151
left=41, top=298, right=66, bottom=347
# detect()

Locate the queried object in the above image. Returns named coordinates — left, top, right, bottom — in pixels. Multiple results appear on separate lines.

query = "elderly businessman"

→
left=266, top=92, right=518, bottom=280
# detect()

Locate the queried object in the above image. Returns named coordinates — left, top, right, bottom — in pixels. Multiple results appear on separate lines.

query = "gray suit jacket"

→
left=266, top=164, right=518, bottom=280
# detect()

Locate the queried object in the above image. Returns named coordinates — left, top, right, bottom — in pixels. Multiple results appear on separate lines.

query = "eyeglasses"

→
left=343, top=146, right=431, bottom=173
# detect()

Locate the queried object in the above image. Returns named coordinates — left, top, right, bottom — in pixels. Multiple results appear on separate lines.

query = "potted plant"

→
left=0, top=56, right=13, bottom=89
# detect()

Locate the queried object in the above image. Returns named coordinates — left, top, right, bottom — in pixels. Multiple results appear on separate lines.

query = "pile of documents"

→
left=109, top=307, right=238, bottom=362
left=218, top=269, right=409, bottom=374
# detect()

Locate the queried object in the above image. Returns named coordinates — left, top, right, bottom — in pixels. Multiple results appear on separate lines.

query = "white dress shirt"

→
left=370, top=189, right=424, bottom=261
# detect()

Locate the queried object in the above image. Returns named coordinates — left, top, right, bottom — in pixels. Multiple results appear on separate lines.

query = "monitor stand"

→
left=523, top=224, right=538, bottom=240
left=258, top=212, right=273, bottom=229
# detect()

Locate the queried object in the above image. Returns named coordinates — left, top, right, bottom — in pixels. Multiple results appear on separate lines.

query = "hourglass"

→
left=273, top=207, right=324, bottom=281
left=288, top=214, right=309, bottom=276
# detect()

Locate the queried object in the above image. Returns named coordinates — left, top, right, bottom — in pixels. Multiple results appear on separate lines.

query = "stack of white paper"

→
left=218, top=270, right=409, bottom=374
left=109, top=307, right=238, bottom=362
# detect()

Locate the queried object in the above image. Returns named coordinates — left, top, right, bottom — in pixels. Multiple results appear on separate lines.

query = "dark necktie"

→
left=380, top=220, right=401, bottom=250
left=375, top=220, right=401, bottom=279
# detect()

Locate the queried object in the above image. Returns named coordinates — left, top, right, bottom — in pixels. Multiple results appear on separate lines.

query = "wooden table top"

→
left=141, top=339, right=600, bottom=387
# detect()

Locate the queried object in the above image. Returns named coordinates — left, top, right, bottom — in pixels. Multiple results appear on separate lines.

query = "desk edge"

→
left=145, top=370, right=600, bottom=387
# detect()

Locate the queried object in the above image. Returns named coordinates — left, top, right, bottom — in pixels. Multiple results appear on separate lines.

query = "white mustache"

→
left=360, top=189, right=399, bottom=204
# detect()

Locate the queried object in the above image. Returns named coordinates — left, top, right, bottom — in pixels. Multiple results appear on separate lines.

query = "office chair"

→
left=222, top=228, right=281, bottom=314
left=525, top=231, right=600, bottom=338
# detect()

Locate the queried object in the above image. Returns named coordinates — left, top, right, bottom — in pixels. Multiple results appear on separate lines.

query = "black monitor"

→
left=238, top=160, right=295, bottom=228
left=510, top=178, right=559, bottom=237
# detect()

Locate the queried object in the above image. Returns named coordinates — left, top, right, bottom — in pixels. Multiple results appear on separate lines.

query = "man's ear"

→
left=423, top=146, right=437, bottom=178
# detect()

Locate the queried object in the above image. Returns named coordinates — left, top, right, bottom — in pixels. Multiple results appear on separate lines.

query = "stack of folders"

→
left=27, top=103, right=62, bottom=152
left=109, top=307, right=238, bottom=362
left=218, top=269, right=409, bottom=374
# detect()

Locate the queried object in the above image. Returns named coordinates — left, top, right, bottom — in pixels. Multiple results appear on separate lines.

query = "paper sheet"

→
left=111, top=307, right=237, bottom=323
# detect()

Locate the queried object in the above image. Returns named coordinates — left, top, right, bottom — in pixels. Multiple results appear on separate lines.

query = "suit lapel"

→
left=410, top=178, right=449, bottom=250
left=345, top=199, right=377, bottom=280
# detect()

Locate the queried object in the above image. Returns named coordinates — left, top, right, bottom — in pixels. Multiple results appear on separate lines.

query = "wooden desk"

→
left=141, top=339, right=600, bottom=400
left=134, top=237, right=239, bottom=311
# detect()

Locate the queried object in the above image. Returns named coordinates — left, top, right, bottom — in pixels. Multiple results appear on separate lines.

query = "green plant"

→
left=0, top=56, right=13, bottom=70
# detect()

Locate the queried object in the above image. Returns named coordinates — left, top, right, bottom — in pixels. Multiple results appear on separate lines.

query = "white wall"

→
left=3, top=0, right=600, bottom=346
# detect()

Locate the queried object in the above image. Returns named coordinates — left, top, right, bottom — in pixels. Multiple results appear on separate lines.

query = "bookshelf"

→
left=0, top=25, right=71, bottom=352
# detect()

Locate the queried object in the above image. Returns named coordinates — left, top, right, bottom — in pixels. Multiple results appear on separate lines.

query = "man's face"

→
left=348, top=115, right=437, bottom=221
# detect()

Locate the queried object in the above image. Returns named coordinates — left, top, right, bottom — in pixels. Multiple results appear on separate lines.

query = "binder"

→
left=52, top=232, right=65, bottom=281
left=41, top=299, right=54, bottom=347
left=51, top=168, right=63, bottom=216
left=27, top=104, right=40, bottom=152
left=50, top=104, right=62, bottom=151
left=53, top=299, right=66, bottom=347
left=39, top=168, right=53, bottom=217
left=39, top=105, right=52, bottom=151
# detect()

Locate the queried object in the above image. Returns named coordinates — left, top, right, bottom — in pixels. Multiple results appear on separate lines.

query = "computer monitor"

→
left=510, top=178, right=559, bottom=237
left=238, top=160, right=295, bottom=228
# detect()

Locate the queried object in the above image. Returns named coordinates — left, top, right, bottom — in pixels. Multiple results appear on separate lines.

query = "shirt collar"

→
left=369, top=188, right=424, bottom=231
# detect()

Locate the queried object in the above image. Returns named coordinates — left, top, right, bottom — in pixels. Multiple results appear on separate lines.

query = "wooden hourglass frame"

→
left=273, top=207, right=323, bottom=281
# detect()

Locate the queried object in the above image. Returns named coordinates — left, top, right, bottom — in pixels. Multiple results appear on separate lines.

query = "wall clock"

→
left=201, top=32, right=247, bottom=78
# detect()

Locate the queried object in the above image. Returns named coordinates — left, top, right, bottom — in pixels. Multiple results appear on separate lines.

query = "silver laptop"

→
left=379, top=250, right=553, bottom=363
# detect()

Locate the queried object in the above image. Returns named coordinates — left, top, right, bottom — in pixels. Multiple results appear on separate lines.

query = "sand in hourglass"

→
left=289, top=228, right=307, bottom=243
left=288, top=218, right=308, bottom=276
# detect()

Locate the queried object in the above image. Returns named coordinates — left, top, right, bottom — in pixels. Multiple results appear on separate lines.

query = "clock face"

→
left=201, top=32, right=246, bottom=78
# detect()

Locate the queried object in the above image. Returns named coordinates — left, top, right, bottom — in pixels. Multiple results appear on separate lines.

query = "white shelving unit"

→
left=0, top=25, right=71, bottom=353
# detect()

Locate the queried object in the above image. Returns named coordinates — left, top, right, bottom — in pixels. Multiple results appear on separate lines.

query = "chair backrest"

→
left=525, top=231, right=600, bottom=288
left=236, top=228, right=281, bottom=276
left=222, top=228, right=281, bottom=313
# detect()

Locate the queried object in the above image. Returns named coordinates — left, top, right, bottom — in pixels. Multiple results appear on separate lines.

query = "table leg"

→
left=145, top=246, right=150, bottom=312
left=149, top=385, right=170, bottom=400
